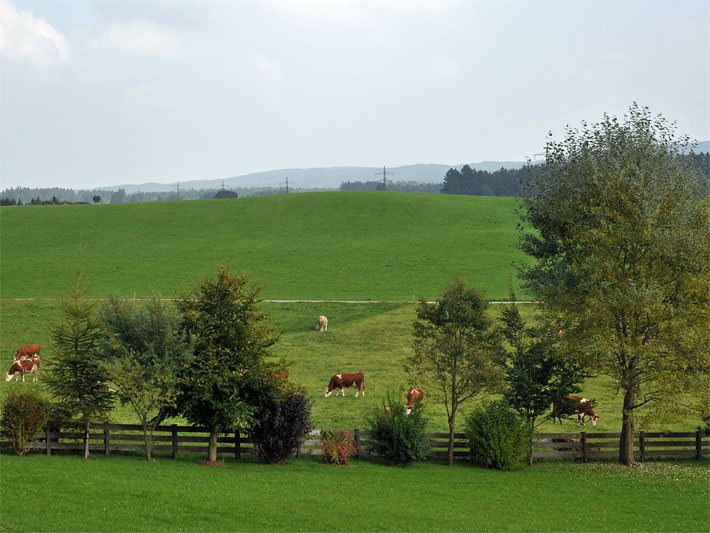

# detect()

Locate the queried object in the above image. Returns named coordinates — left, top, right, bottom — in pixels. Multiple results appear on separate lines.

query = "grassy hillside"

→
left=1, top=300, right=703, bottom=433
left=0, top=192, right=526, bottom=300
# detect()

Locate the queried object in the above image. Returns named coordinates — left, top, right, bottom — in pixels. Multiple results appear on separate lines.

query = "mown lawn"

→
left=1, top=454, right=708, bottom=531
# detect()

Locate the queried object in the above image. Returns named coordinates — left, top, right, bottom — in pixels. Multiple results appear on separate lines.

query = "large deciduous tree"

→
left=409, top=276, right=504, bottom=465
left=99, top=297, right=193, bottom=461
left=45, top=272, right=114, bottom=459
left=176, top=266, right=278, bottom=464
left=520, top=104, right=709, bottom=465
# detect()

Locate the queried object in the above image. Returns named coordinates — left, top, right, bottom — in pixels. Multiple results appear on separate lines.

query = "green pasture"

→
left=0, top=192, right=526, bottom=300
left=0, top=300, right=704, bottom=434
left=1, top=454, right=708, bottom=532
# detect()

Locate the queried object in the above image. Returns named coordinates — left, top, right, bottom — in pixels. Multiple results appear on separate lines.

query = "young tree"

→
left=520, top=104, right=709, bottom=465
left=176, top=265, right=278, bottom=463
left=409, top=276, right=504, bottom=465
left=44, top=272, right=114, bottom=459
left=500, top=299, right=586, bottom=465
left=99, top=297, right=193, bottom=461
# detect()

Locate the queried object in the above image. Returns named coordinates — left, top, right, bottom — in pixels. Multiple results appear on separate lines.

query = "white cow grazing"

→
left=316, top=315, right=328, bottom=332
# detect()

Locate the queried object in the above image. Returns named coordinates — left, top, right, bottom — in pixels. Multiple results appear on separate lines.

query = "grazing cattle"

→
left=14, top=344, right=40, bottom=361
left=5, top=357, right=39, bottom=382
left=324, top=372, right=364, bottom=397
left=316, top=315, right=328, bottom=332
left=552, top=395, right=599, bottom=426
left=405, top=386, right=423, bottom=414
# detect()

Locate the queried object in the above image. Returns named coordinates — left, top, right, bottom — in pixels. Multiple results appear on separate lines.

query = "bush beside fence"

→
left=1, top=422, right=708, bottom=462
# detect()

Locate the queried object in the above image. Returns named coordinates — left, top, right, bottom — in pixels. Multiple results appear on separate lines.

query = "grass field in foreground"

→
left=1, top=300, right=704, bottom=434
left=1, top=454, right=708, bottom=532
left=0, top=192, right=527, bottom=300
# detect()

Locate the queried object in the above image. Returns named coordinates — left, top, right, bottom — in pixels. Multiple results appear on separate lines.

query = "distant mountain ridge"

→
left=96, top=140, right=710, bottom=193
left=105, top=161, right=527, bottom=193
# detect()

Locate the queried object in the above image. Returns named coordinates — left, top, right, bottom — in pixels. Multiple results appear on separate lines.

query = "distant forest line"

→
left=2, top=152, right=707, bottom=205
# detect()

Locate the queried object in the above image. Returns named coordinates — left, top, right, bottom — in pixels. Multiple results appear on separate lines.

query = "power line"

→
left=375, top=166, right=395, bottom=190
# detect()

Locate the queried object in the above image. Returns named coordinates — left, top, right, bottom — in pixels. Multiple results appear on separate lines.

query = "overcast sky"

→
left=1, top=0, right=708, bottom=190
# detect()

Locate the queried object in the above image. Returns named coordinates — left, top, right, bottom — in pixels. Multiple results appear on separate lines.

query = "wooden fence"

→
left=2, top=422, right=708, bottom=462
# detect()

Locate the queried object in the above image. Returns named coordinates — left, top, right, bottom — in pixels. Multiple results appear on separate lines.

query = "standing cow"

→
left=405, top=386, right=423, bottom=414
left=5, top=356, right=40, bottom=382
left=551, top=395, right=599, bottom=426
left=14, top=344, right=40, bottom=361
left=324, top=372, right=364, bottom=397
left=316, top=315, right=328, bottom=332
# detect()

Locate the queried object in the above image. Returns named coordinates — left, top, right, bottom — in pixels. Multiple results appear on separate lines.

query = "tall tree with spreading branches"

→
left=409, top=276, right=504, bottom=465
left=176, top=265, right=278, bottom=464
left=520, top=104, right=709, bottom=465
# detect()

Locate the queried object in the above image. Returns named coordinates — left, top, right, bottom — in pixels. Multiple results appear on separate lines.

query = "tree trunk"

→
left=143, top=423, right=152, bottom=462
left=208, top=425, right=218, bottom=463
left=619, top=388, right=636, bottom=465
left=447, top=411, right=457, bottom=466
left=527, top=419, right=535, bottom=466
left=83, top=421, right=91, bottom=460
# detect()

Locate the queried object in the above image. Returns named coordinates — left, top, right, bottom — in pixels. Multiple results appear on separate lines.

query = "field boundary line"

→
left=0, top=298, right=536, bottom=305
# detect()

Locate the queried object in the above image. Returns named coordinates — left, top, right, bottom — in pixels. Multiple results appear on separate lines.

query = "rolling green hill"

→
left=0, top=192, right=527, bottom=300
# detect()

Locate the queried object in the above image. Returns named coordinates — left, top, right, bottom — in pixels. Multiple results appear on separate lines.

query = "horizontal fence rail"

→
left=1, top=423, right=708, bottom=462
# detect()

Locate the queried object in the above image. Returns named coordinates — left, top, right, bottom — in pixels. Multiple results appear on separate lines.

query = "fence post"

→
left=581, top=432, right=587, bottom=463
left=235, top=430, right=241, bottom=460
left=696, top=427, right=702, bottom=460
left=639, top=431, right=645, bottom=462
left=104, top=422, right=110, bottom=456
left=171, top=424, right=178, bottom=459
left=45, top=421, right=52, bottom=456
left=354, top=429, right=360, bottom=457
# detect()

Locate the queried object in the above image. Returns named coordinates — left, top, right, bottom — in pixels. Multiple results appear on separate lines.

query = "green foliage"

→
left=44, top=272, right=114, bottom=458
left=320, top=428, right=358, bottom=465
left=520, top=104, right=710, bottom=464
left=175, top=265, right=278, bottom=461
left=441, top=164, right=529, bottom=196
left=366, top=392, right=428, bottom=466
left=0, top=389, right=51, bottom=455
left=410, top=275, right=505, bottom=464
left=99, top=297, right=193, bottom=457
left=465, top=400, right=530, bottom=470
left=500, top=298, right=587, bottom=464
left=250, top=391, right=312, bottom=464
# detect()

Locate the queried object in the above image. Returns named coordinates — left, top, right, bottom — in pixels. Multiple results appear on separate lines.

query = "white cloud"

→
left=0, top=0, right=69, bottom=64
left=102, top=19, right=182, bottom=57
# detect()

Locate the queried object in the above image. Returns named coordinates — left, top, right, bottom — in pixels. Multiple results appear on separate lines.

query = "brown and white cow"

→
left=405, top=386, right=423, bottom=414
left=551, top=395, right=598, bottom=426
left=324, top=372, right=364, bottom=397
left=5, top=356, right=40, bottom=382
left=14, top=343, right=40, bottom=361
left=316, top=315, right=328, bottom=332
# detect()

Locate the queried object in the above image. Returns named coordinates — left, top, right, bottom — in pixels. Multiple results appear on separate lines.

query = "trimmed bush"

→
left=1, top=389, right=51, bottom=455
left=251, top=392, right=311, bottom=464
left=366, top=393, right=428, bottom=465
left=320, top=429, right=357, bottom=465
left=465, top=400, right=530, bottom=470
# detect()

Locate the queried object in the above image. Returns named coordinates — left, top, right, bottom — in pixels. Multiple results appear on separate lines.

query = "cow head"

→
left=5, top=372, right=15, bottom=382
left=324, top=386, right=333, bottom=397
left=589, top=413, right=599, bottom=426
